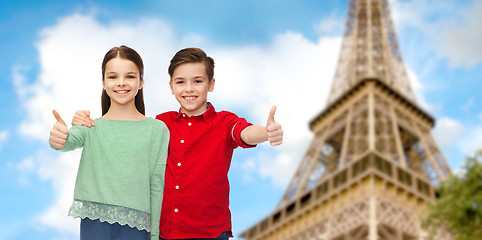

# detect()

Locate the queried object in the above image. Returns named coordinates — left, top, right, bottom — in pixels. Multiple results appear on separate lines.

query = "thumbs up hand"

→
left=266, top=106, right=283, bottom=146
left=49, top=110, right=68, bottom=149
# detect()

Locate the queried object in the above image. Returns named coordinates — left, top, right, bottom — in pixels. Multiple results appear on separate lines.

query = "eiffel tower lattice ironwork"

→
left=240, top=0, right=452, bottom=239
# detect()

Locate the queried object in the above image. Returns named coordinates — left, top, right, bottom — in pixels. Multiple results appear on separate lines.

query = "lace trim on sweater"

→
left=68, top=200, right=150, bottom=232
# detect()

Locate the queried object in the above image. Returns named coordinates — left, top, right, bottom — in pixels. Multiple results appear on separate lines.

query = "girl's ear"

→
left=139, top=78, right=144, bottom=90
left=102, top=79, right=106, bottom=90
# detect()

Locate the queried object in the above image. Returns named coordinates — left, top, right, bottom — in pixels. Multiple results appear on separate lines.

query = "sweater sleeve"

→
left=150, top=122, right=169, bottom=240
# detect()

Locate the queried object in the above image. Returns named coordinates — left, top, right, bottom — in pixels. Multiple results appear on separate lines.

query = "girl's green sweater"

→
left=55, top=117, right=169, bottom=239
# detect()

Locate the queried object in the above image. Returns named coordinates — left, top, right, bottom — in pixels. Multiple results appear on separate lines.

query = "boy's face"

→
left=170, top=62, right=215, bottom=116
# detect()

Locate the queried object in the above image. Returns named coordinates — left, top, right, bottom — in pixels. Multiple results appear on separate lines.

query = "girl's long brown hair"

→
left=101, top=45, right=145, bottom=116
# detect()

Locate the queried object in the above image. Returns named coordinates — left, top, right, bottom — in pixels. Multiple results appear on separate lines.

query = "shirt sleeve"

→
left=226, top=113, right=256, bottom=149
left=150, top=121, right=169, bottom=239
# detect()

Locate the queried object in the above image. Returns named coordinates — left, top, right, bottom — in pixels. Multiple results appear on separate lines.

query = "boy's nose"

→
left=186, top=82, right=194, bottom=91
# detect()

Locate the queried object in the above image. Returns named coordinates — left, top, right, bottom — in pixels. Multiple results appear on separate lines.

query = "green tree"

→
left=422, top=150, right=482, bottom=240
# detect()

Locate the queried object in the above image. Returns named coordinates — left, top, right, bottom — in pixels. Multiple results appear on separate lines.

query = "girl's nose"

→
left=117, top=77, right=127, bottom=86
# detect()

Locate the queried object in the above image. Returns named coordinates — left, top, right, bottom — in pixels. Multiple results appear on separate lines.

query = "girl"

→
left=49, top=45, right=169, bottom=240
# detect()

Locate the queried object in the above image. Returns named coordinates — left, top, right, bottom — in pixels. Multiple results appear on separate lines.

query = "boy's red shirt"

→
left=156, top=103, right=255, bottom=239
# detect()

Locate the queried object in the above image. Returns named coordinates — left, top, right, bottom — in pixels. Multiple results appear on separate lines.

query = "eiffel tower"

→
left=240, top=0, right=452, bottom=239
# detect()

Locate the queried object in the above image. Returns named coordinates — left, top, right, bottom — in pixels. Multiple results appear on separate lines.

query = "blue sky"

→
left=1, top=0, right=482, bottom=239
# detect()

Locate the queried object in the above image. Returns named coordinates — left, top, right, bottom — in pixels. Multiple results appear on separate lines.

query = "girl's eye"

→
left=108, top=76, right=116, bottom=79
left=127, top=75, right=136, bottom=79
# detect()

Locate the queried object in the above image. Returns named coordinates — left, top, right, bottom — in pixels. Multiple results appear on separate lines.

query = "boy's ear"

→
left=169, top=80, right=174, bottom=94
left=209, top=78, right=215, bottom=92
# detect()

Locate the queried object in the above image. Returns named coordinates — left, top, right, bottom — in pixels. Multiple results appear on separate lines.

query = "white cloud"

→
left=8, top=150, right=80, bottom=236
left=458, top=125, right=482, bottom=156
left=431, top=116, right=482, bottom=169
left=462, top=97, right=475, bottom=111
left=390, top=0, right=455, bottom=32
left=391, top=0, right=482, bottom=68
left=313, top=15, right=344, bottom=35
left=405, top=67, right=436, bottom=113
left=432, top=117, right=465, bottom=150
left=16, top=157, right=35, bottom=172
left=211, top=32, right=340, bottom=187
left=434, top=0, right=482, bottom=68
left=239, top=158, right=256, bottom=183
left=15, top=157, right=36, bottom=186
left=240, top=158, right=256, bottom=171
left=0, top=130, right=8, bottom=151
left=257, top=151, right=297, bottom=188
left=34, top=151, right=80, bottom=236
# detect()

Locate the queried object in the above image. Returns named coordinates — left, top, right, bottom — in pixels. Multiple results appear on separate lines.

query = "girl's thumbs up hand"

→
left=49, top=110, right=68, bottom=149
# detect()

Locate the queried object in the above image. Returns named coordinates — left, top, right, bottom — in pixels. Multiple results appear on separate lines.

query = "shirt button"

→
left=175, top=185, right=180, bottom=189
left=174, top=208, right=179, bottom=213
left=180, top=140, right=185, bottom=143
left=188, top=122, right=192, bottom=126
left=177, top=162, right=181, bottom=167
left=182, top=114, right=186, bottom=117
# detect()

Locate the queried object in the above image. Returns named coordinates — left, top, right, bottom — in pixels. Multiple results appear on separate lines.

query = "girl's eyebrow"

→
left=106, top=71, right=138, bottom=74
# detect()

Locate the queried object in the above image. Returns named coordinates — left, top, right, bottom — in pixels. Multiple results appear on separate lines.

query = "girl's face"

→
left=103, top=57, right=143, bottom=108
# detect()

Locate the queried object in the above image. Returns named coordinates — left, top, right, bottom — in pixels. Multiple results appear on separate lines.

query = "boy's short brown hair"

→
left=168, top=48, right=215, bottom=81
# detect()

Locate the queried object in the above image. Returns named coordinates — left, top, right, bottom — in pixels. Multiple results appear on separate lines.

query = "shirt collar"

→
left=175, top=102, right=215, bottom=123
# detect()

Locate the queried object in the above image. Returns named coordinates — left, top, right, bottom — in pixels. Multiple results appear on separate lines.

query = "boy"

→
left=71, top=47, right=283, bottom=240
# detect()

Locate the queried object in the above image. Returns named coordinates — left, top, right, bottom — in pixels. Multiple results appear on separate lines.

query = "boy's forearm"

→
left=241, top=125, right=268, bottom=145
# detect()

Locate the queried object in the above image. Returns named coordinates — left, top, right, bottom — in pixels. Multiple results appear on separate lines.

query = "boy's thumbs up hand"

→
left=266, top=106, right=283, bottom=146
left=49, top=110, right=68, bottom=149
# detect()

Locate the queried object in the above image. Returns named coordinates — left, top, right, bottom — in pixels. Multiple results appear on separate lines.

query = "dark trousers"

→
left=159, top=231, right=230, bottom=240
left=80, top=218, right=149, bottom=240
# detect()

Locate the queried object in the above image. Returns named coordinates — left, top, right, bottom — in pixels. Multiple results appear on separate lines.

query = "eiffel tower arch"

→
left=240, top=0, right=452, bottom=239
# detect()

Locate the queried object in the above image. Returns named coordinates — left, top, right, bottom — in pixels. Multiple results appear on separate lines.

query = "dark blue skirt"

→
left=80, top=218, right=149, bottom=240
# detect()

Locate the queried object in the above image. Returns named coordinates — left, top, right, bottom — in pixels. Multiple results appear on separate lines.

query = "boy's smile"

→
left=170, top=62, right=215, bottom=116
